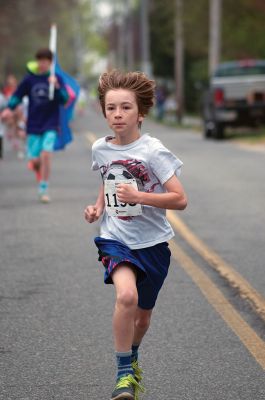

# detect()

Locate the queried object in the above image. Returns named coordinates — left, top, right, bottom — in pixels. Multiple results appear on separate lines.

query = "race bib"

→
left=104, top=179, right=142, bottom=217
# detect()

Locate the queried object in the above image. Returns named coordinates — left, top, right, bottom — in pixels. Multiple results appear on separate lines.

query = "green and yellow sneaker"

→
left=111, top=374, right=144, bottom=400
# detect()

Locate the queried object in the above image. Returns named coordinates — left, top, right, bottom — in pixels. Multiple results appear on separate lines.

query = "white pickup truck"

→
left=202, top=60, right=265, bottom=139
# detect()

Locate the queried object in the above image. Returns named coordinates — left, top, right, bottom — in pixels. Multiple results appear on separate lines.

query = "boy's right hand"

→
left=1, top=108, right=13, bottom=122
left=84, top=205, right=102, bottom=223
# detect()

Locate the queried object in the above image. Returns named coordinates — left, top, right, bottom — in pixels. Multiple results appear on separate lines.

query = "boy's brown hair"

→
left=35, top=48, right=53, bottom=61
left=98, top=70, right=156, bottom=117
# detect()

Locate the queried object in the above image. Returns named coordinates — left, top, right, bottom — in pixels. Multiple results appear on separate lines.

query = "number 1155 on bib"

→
left=104, top=179, right=143, bottom=217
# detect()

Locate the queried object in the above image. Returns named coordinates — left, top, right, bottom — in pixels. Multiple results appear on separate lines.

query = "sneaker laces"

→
left=115, top=374, right=144, bottom=394
left=132, top=360, right=143, bottom=382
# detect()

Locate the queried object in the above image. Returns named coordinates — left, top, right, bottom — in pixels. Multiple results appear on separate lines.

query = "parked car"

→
left=202, top=60, right=265, bottom=139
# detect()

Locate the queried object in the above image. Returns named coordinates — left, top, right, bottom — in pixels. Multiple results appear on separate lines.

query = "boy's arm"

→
left=8, top=77, right=29, bottom=110
left=84, top=184, right=105, bottom=223
left=2, top=77, right=29, bottom=120
left=116, top=175, right=187, bottom=211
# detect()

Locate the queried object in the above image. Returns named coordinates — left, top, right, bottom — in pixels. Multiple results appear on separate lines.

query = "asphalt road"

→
left=0, top=105, right=264, bottom=399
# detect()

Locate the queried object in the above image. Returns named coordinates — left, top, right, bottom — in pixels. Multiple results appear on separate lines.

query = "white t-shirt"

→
left=91, top=133, right=183, bottom=249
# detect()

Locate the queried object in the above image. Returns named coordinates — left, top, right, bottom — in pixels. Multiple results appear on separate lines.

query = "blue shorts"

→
left=27, top=130, right=57, bottom=159
left=94, top=237, right=171, bottom=310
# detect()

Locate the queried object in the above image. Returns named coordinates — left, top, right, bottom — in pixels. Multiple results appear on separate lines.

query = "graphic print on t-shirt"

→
left=100, top=159, right=159, bottom=219
left=31, top=83, right=49, bottom=105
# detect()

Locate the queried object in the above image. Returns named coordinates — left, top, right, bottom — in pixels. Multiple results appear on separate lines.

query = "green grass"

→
left=148, top=113, right=201, bottom=131
left=149, top=113, right=265, bottom=145
left=225, top=127, right=265, bottom=144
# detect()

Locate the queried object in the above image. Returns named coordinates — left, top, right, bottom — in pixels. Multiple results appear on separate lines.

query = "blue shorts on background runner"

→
left=27, top=130, right=57, bottom=159
left=94, top=237, right=171, bottom=310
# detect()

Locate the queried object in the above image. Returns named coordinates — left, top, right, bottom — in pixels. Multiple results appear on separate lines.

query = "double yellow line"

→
left=168, top=210, right=265, bottom=321
left=86, top=131, right=265, bottom=370
left=86, top=132, right=98, bottom=145
left=168, top=212, right=265, bottom=370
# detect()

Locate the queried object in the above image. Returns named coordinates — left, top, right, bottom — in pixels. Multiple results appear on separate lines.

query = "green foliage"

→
left=0, top=0, right=105, bottom=83
left=149, top=0, right=209, bottom=111
left=182, top=0, right=209, bottom=58
left=222, top=0, right=265, bottom=60
left=149, top=0, right=265, bottom=112
left=2, top=0, right=265, bottom=110
left=0, top=0, right=67, bottom=80
left=150, top=0, right=175, bottom=77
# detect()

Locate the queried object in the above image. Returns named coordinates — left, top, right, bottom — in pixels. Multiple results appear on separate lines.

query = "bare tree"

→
left=175, top=0, right=184, bottom=123
left=209, top=0, right=222, bottom=75
left=140, top=0, right=152, bottom=76
left=124, top=0, right=134, bottom=71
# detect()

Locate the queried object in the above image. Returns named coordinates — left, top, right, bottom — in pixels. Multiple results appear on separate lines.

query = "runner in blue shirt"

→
left=2, top=48, right=69, bottom=203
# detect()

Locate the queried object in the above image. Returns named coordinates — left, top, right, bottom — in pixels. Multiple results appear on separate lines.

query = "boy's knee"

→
left=41, top=151, right=51, bottom=159
left=116, top=288, right=138, bottom=309
left=135, top=313, right=151, bottom=331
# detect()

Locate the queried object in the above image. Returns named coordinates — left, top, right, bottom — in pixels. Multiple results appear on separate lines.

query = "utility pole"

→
left=117, top=2, right=126, bottom=70
left=209, top=0, right=222, bottom=75
left=125, top=0, right=134, bottom=71
left=72, top=11, right=83, bottom=81
left=175, top=0, right=184, bottom=123
left=140, top=0, right=152, bottom=76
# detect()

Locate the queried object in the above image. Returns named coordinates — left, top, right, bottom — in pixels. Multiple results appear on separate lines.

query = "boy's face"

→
left=37, top=58, right=52, bottom=74
left=105, top=89, right=143, bottom=139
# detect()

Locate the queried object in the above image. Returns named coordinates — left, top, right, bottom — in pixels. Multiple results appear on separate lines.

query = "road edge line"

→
left=167, top=210, right=265, bottom=322
left=86, top=132, right=97, bottom=145
left=170, top=239, right=265, bottom=370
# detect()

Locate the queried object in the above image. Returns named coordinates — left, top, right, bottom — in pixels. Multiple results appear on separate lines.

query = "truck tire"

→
left=203, top=123, right=213, bottom=139
left=213, top=122, right=224, bottom=139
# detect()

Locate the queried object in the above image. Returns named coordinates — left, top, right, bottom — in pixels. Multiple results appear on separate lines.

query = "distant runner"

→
left=2, top=48, right=69, bottom=203
left=2, top=74, right=26, bottom=159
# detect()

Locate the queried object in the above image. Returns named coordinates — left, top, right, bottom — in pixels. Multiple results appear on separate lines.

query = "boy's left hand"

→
left=116, top=183, right=140, bottom=204
left=48, top=75, right=60, bottom=89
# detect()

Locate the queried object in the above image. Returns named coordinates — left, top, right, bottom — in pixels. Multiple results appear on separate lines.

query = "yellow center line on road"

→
left=167, top=210, right=265, bottom=322
left=86, top=132, right=98, bottom=145
left=169, top=239, right=265, bottom=370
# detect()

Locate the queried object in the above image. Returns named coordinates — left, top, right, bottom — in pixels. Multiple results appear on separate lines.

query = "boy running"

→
left=2, top=48, right=69, bottom=203
left=84, top=70, right=187, bottom=399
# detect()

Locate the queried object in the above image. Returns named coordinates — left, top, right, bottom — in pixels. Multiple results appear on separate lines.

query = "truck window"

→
left=214, top=65, right=265, bottom=77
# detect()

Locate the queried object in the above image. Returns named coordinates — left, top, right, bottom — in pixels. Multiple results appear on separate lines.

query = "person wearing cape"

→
left=2, top=48, right=79, bottom=203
